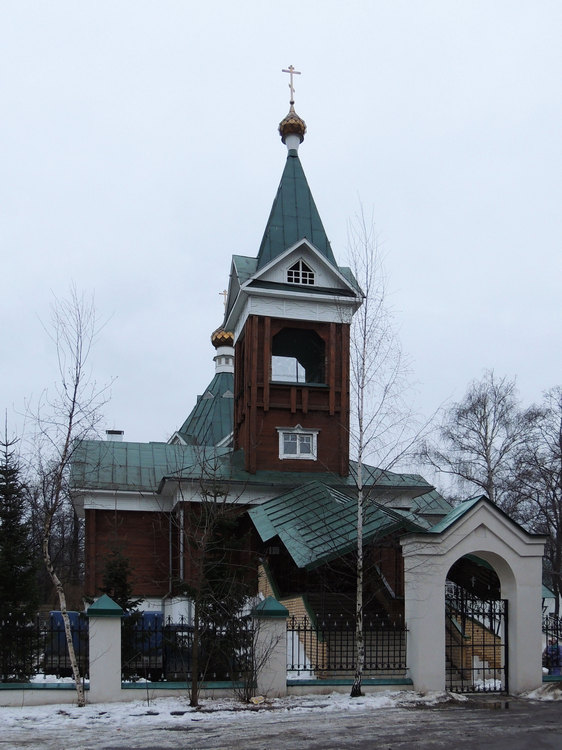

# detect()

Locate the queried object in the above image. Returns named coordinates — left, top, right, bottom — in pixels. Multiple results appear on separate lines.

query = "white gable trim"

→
left=250, top=239, right=358, bottom=294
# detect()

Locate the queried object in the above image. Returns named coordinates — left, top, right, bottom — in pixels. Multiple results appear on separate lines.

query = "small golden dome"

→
left=211, top=329, right=234, bottom=348
left=278, top=104, right=307, bottom=144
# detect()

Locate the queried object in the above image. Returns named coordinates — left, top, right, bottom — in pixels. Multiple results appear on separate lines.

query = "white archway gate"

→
left=400, top=496, right=546, bottom=694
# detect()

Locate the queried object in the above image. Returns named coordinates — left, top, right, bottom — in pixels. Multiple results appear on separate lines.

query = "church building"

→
left=71, top=85, right=546, bottom=696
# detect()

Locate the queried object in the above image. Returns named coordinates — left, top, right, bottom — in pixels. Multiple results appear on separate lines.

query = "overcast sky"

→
left=2, top=1, right=561, bottom=455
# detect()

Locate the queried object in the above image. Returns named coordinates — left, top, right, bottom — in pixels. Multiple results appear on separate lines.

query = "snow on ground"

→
left=1, top=687, right=559, bottom=734
left=0, top=691, right=462, bottom=731
left=524, top=683, right=562, bottom=701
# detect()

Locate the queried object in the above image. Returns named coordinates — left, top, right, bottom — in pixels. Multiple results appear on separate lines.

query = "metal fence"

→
left=543, top=613, right=562, bottom=676
left=1, top=612, right=89, bottom=682
left=287, top=613, right=407, bottom=678
left=445, top=590, right=508, bottom=693
left=121, top=615, right=254, bottom=682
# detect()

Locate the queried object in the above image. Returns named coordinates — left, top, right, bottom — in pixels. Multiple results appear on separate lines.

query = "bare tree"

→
left=346, top=210, right=419, bottom=697
left=28, top=289, right=109, bottom=706
left=171, top=452, right=254, bottom=707
left=513, top=387, right=562, bottom=612
left=419, top=371, right=536, bottom=511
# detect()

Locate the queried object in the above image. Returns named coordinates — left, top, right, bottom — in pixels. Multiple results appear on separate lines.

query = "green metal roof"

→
left=249, top=480, right=424, bottom=570
left=70, top=440, right=233, bottom=493
left=71, top=440, right=438, bottom=502
left=232, top=255, right=258, bottom=284
left=543, top=584, right=555, bottom=599
left=427, top=495, right=483, bottom=534
left=408, top=489, right=454, bottom=519
left=256, top=151, right=337, bottom=270
left=177, top=371, right=233, bottom=447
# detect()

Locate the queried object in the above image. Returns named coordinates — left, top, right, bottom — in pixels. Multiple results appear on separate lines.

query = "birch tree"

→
left=347, top=211, right=416, bottom=697
left=513, top=387, right=562, bottom=613
left=419, top=371, right=536, bottom=512
left=30, top=289, right=109, bottom=706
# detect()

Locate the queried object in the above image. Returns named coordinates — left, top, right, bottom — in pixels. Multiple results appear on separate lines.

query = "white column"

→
left=86, top=594, right=123, bottom=703
left=402, top=545, right=446, bottom=692
left=252, top=597, right=289, bottom=698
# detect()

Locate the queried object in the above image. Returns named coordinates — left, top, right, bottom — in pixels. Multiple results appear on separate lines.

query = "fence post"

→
left=86, top=594, right=124, bottom=703
left=252, top=597, right=289, bottom=698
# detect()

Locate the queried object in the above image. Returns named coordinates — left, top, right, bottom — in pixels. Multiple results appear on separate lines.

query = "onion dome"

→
left=211, top=329, right=234, bottom=348
left=279, top=104, right=307, bottom=144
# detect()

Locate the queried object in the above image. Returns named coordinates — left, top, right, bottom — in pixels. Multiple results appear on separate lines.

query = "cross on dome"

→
left=282, top=65, right=301, bottom=105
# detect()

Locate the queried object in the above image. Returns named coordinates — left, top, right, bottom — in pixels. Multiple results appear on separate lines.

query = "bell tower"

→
left=223, top=75, right=362, bottom=475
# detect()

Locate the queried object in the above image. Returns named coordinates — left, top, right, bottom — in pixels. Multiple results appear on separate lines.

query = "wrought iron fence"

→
left=43, top=611, right=89, bottom=678
left=121, top=615, right=254, bottom=682
left=542, top=613, right=562, bottom=677
left=445, top=589, right=507, bottom=693
left=1, top=618, right=41, bottom=682
left=287, top=613, right=407, bottom=678
left=1, top=612, right=89, bottom=682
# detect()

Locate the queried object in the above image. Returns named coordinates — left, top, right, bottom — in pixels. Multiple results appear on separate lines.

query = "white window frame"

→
left=276, top=424, right=319, bottom=460
left=287, top=259, right=315, bottom=285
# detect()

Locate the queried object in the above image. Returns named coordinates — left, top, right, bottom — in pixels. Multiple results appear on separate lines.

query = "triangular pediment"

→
left=246, top=240, right=360, bottom=297
left=403, top=495, right=546, bottom=561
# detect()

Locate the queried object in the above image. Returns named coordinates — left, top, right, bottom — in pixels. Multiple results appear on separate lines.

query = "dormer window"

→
left=287, top=260, right=314, bottom=285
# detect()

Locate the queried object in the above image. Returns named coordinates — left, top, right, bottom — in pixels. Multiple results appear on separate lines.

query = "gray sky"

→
left=2, top=1, right=561, bottom=450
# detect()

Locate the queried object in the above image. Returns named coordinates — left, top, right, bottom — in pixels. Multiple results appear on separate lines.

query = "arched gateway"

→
left=400, top=496, right=546, bottom=694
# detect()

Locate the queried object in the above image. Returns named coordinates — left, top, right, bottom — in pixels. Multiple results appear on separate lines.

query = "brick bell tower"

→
left=223, top=78, right=362, bottom=476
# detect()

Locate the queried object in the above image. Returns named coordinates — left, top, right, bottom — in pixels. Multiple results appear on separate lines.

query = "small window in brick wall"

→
left=277, top=425, right=319, bottom=460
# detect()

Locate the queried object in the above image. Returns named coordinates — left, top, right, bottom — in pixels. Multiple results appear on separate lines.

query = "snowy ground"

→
left=1, top=687, right=561, bottom=749
left=0, top=690, right=464, bottom=730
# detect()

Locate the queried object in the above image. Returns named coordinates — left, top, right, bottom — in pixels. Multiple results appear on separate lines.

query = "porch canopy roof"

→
left=249, top=479, right=432, bottom=570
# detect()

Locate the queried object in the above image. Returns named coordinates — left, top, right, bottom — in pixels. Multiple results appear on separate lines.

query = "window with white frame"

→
left=277, top=425, right=319, bottom=460
left=287, top=259, right=314, bottom=285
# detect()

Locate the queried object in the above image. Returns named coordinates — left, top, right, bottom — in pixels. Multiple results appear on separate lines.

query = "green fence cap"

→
left=252, top=596, right=289, bottom=619
left=86, top=594, right=124, bottom=618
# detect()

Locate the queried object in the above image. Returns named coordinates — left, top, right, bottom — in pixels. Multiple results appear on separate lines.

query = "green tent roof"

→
left=249, top=480, right=424, bottom=570
left=256, top=151, right=337, bottom=270
left=176, top=371, right=233, bottom=447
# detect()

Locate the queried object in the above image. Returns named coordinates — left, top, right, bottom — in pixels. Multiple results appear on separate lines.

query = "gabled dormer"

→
left=224, top=239, right=361, bottom=341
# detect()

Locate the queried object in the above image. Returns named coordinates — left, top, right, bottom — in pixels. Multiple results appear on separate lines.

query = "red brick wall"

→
left=85, top=509, right=170, bottom=599
left=234, top=315, right=350, bottom=475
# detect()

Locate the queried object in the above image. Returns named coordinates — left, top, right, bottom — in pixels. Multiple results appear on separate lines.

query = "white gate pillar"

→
left=252, top=597, right=289, bottom=698
left=86, top=594, right=124, bottom=703
left=401, top=541, right=446, bottom=692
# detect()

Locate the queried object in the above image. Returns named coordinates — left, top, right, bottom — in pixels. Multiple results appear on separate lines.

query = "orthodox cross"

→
left=219, top=289, right=228, bottom=310
left=282, top=65, right=301, bottom=104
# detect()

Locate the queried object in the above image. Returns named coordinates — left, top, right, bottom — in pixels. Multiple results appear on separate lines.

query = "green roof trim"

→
left=427, top=495, right=484, bottom=534
left=249, top=480, right=424, bottom=570
left=257, top=152, right=337, bottom=270
left=252, top=596, right=289, bottom=619
left=86, top=594, right=123, bottom=618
